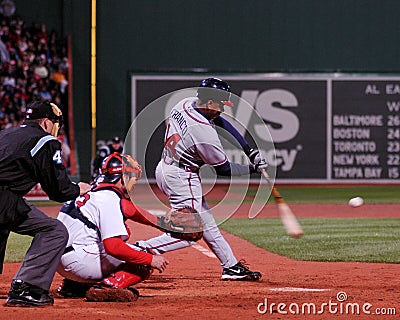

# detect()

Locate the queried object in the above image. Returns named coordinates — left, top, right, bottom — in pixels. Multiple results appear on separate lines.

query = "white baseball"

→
left=348, top=196, right=364, bottom=207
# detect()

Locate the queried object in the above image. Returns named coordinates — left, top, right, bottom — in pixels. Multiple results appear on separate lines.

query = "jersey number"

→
left=53, top=150, right=63, bottom=165
left=164, top=133, right=181, bottom=161
left=76, top=193, right=90, bottom=209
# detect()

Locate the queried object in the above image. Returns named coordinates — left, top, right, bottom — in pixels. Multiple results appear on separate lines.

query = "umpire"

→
left=0, top=100, right=91, bottom=307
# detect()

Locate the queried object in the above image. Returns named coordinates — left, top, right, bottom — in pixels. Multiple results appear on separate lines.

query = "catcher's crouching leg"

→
left=86, top=263, right=152, bottom=302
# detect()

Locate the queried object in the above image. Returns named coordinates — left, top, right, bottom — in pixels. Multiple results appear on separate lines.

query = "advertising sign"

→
left=130, top=74, right=400, bottom=183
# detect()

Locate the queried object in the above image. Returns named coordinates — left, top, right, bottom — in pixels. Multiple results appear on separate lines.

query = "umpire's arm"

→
left=34, top=139, right=80, bottom=202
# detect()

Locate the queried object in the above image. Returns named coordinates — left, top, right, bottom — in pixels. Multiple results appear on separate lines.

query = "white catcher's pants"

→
left=57, top=242, right=143, bottom=283
left=138, top=162, right=238, bottom=269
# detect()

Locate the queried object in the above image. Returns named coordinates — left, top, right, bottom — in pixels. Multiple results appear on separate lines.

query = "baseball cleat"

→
left=85, top=284, right=139, bottom=302
left=221, top=260, right=262, bottom=281
left=6, top=279, right=54, bottom=307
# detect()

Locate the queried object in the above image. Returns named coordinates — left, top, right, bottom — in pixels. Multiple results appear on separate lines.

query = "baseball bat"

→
left=261, top=169, right=303, bottom=238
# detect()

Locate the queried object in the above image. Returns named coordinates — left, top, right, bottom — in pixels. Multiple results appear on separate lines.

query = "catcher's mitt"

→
left=157, top=207, right=203, bottom=242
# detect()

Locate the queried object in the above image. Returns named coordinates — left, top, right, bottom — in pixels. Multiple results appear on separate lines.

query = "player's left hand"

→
left=157, top=207, right=203, bottom=242
left=248, top=149, right=268, bottom=173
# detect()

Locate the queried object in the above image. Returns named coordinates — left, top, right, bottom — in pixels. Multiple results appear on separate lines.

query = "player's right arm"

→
left=103, top=236, right=169, bottom=272
left=149, top=255, right=169, bottom=273
left=98, top=191, right=168, bottom=271
left=103, top=237, right=153, bottom=265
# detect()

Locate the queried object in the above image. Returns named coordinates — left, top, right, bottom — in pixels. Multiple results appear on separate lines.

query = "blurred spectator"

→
left=0, top=5, right=72, bottom=171
left=0, top=0, right=15, bottom=17
left=0, top=38, right=9, bottom=63
left=39, top=83, right=51, bottom=100
left=51, top=64, right=68, bottom=94
left=91, top=136, right=124, bottom=180
left=33, top=56, right=48, bottom=79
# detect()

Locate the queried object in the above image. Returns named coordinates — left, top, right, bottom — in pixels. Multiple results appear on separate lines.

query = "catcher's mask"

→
left=121, top=153, right=142, bottom=192
left=100, top=152, right=142, bottom=185
left=196, top=77, right=234, bottom=107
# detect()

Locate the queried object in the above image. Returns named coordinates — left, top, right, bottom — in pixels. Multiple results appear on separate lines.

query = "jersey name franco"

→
left=162, top=98, right=228, bottom=171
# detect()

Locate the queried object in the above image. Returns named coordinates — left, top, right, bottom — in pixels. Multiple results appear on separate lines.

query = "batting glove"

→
left=248, top=149, right=268, bottom=173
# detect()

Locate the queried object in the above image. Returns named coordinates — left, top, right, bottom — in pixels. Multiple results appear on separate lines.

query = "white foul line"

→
left=192, top=243, right=217, bottom=259
left=270, top=287, right=331, bottom=292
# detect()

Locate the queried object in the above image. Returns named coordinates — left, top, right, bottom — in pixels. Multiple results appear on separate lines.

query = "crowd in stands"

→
left=0, top=7, right=71, bottom=169
left=0, top=12, right=69, bottom=131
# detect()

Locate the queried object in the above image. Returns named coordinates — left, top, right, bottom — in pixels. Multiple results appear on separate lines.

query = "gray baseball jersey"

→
left=162, top=97, right=228, bottom=171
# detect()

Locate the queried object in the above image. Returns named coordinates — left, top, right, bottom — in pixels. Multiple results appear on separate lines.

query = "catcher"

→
left=56, top=152, right=202, bottom=301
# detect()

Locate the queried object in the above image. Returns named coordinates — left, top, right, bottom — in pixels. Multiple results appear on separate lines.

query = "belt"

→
left=178, top=163, right=199, bottom=173
left=63, top=245, right=75, bottom=255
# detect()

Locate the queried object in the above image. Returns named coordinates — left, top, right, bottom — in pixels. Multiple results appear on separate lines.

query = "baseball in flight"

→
left=348, top=196, right=364, bottom=207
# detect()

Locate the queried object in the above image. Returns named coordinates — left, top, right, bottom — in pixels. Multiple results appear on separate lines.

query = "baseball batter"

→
left=138, top=78, right=267, bottom=281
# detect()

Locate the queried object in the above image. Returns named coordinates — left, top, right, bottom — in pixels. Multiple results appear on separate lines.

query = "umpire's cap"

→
left=25, top=100, right=63, bottom=125
left=197, top=78, right=234, bottom=107
left=112, top=136, right=121, bottom=143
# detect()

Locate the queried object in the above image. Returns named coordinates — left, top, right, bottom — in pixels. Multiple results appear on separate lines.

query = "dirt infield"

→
left=0, top=186, right=399, bottom=319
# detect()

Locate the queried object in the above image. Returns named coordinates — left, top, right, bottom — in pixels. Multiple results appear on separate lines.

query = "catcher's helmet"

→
left=197, top=78, right=234, bottom=107
left=100, top=152, right=124, bottom=183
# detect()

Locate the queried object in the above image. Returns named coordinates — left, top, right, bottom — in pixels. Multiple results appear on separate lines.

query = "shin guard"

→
left=102, top=264, right=152, bottom=289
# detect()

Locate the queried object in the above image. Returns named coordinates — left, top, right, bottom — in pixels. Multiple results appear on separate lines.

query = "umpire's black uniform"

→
left=0, top=102, right=80, bottom=306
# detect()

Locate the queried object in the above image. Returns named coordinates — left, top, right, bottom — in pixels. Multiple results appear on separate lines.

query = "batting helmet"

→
left=100, top=152, right=124, bottom=183
left=196, top=78, right=234, bottom=107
